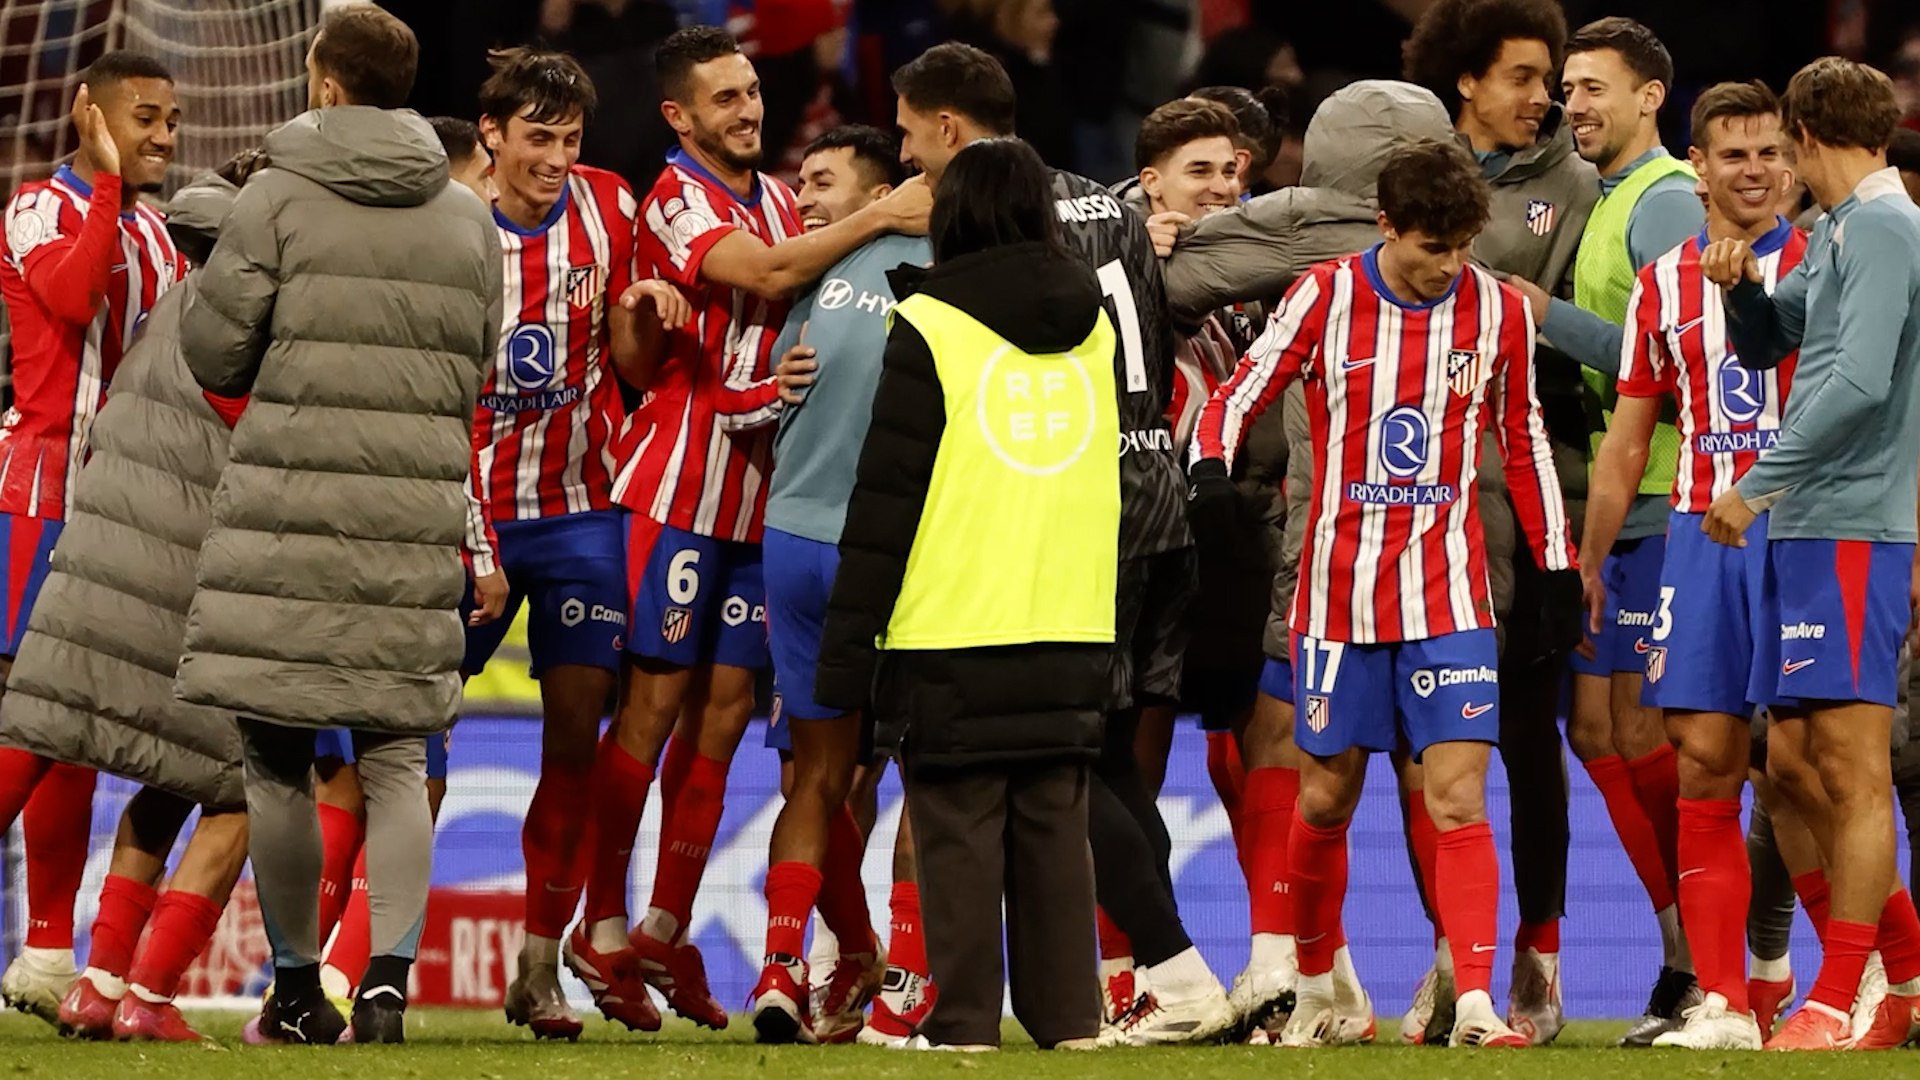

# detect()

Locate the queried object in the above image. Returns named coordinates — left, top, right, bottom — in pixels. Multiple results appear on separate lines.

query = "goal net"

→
left=0, top=0, right=322, bottom=403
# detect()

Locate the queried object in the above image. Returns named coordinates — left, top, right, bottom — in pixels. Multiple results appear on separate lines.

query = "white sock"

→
left=1248, top=932, right=1295, bottom=972
left=1098, top=955, right=1133, bottom=981
left=638, top=906, right=681, bottom=946
left=1147, top=947, right=1215, bottom=996
left=19, top=946, right=72, bottom=970
left=808, top=913, right=839, bottom=972
left=129, top=983, right=169, bottom=1005
left=1890, top=976, right=1920, bottom=997
left=523, top=933, right=561, bottom=968
left=1434, top=936, right=1455, bottom=975
left=1656, top=905, right=1683, bottom=968
left=1296, top=970, right=1334, bottom=1002
left=1749, top=953, right=1792, bottom=983
left=589, top=916, right=628, bottom=954
left=81, top=967, right=126, bottom=1000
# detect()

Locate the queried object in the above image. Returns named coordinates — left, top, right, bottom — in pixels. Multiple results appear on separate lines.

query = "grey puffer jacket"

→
left=175, top=107, right=501, bottom=733
left=0, top=175, right=244, bottom=806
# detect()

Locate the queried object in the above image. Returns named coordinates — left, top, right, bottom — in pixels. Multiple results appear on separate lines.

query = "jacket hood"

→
left=165, top=171, right=240, bottom=247
left=1300, top=80, right=1454, bottom=199
left=899, top=242, right=1103, bottom=354
left=1472, top=103, right=1580, bottom=184
left=1112, top=176, right=1149, bottom=217
left=262, top=106, right=448, bottom=208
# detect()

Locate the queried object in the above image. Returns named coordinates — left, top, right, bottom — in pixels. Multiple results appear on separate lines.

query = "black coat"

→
left=814, top=241, right=1114, bottom=769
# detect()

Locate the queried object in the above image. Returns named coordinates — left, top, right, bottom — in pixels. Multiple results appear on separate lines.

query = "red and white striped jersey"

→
left=616, top=148, right=804, bottom=542
left=1616, top=219, right=1807, bottom=512
left=1168, top=313, right=1238, bottom=452
left=1193, top=248, right=1573, bottom=644
left=474, top=165, right=638, bottom=521
left=0, top=165, right=184, bottom=519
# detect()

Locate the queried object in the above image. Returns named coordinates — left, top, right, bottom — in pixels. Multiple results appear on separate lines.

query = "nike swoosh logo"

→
left=1782, top=658, right=1816, bottom=675
left=1298, top=933, right=1327, bottom=945
left=1674, top=315, right=1708, bottom=335
left=1471, top=944, right=1497, bottom=953
left=1461, top=702, right=1494, bottom=720
left=1633, top=638, right=1652, bottom=654
left=1678, top=868, right=1705, bottom=880
left=1341, top=356, right=1374, bottom=371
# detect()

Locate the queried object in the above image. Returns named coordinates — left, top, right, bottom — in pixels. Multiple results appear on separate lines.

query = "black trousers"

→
left=905, top=754, right=1099, bottom=1048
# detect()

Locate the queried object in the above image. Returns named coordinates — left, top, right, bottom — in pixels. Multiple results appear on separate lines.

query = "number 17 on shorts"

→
left=626, top=513, right=771, bottom=670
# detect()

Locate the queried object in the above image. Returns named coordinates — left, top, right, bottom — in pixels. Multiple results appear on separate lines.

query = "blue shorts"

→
left=315, top=730, right=451, bottom=779
left=1643, top=511, right=1767, bottom=715
left=764, top=527, right=844, bottom=729
left=1258, top=655, right=1295, bottom=708
left=1570, top=533, right=1666, bottom=677
left=0, top=514, right=62, bottom=656
left=626, top=515, right=768, bottom=669
left=463, top=510, right=628, bottom=675
left=1749, top=537, right=1914, bottom=709
left=1292, top=629, right=1501, bottom=760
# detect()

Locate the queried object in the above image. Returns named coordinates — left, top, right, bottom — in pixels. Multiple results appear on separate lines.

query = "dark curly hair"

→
left=1402, top=0, right=1568, bottom=119
left=1377, top=139, right=1492, bottom=245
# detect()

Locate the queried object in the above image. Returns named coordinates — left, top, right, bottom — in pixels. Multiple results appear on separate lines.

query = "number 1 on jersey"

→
left=1097, top=259, right=1147, bottom=393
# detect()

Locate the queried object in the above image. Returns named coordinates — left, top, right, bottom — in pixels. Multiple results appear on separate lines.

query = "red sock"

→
left=1244, top=766, right=1299, bottom=936
left=583, top=736, right=655, bottom=924
left=657, top=734, right=695, bottom=832
left=1625, top=745, right=1680, bottom=889
left=763, top=861, right=822, bottom=959
left=1792, top=870, right=1832, bottom=941
left=317, top=802, right=364, bottom=942
left=1287, top=816, right=1349, bottom=977
left=1436, top=822, right=1501, bottom=997
left=1583, top=755, right=1676, bottom=911
left=1515, top=920, right=1561, bottom=955
left=126, top=891, right=224, bottom=1001
left=326, top=851, right=371, bottom=988
left=1875, top=888, right=1920, bottom=986
left=1096, top=906, right=1132, bottom=960
left=523, top=756, right=594, bottom=938
left=1676, top=798, right=1750, bottom=1012
left=88, top=874, right=159, bottom=978
left=817, top=805, right=876, bottom=952
left=0, top=748, right=51, bottom=829
left=1407, top=790, right=1443, bottom=943
left=888, top=882, right=927, bottom=977
left=23, top=763, right=95, bottom=948
left=1808, top=918, right=1877, bottom=1013
left=647, top=753, right=729, bottom=933
left=1205, top=732, right=1246, bottom=835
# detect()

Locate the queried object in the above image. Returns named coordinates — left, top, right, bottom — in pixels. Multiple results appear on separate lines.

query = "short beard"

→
left=695, top=127, right=761, bottom=173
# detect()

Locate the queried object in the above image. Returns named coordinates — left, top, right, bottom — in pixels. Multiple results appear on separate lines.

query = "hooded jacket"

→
left=0, top=175, right=246, bottom=807
left=174, top=107, right=502, bottom=733
left=816, top=242, right=1113, bottom=768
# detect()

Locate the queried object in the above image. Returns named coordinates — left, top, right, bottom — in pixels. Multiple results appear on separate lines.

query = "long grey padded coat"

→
left=0, top=175, right=245, bottom=807
left=173, top=106, right=501, bottom=733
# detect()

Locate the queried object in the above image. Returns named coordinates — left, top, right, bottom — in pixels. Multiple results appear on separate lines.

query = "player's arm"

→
left=1735, top=214, right=1916, bottom=510
left=1162, top=190, right=1307, bottom=323
left=1707, top=236, right=1808, bottom=370
left=1582, top=278, right=1667, bottom=575
left=1491, top=300, right=1576, bottom=571
left=609, top=280, right=690, bottom=391
left=1189, top=269, right=1327, bottom=472
left=6, top=176, right=124, bottom=327
left=699, top=177, right=928, bottom=301
left=179, top=183, right=282, bottom=398
left=814, top=318, right=946, bottom=712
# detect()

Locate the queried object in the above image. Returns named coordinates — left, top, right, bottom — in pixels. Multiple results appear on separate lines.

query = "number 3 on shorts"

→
left=1300, top=638, right=1346, bottom=695
left=1651, top=585, right=1675, bottom=642
left=668, top=549, right=701, bottom=605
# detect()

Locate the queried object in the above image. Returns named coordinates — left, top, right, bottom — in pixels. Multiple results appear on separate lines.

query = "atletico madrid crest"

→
left=1526, top=198, right=1557, bottom=236
left=565, top=264, right=603, bottom=309
left=1645, top=645, right=1667, bottom=684
left=1446, top=349, right=1483, bottom=396
left=661, top=606, right=692, bottom=644
left=1306, top=694, right=1330, bottom=734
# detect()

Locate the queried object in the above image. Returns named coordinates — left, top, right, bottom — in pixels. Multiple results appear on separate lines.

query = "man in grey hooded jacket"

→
left=175, top=3, right=501, bottom=1045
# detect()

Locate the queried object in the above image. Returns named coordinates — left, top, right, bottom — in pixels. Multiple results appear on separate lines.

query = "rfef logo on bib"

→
left=976, top=347, right=1098, bottom=476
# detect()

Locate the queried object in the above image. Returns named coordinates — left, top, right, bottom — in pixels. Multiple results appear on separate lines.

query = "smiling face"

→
left=1141, top=134, right=1239, bottom=218
left=1456, top=38, right=1553, bottom=153
left=1690, top=112, right=1789, bottom=235
left=1563, top=47, right=1659, bottom=174
left=482, top=108, right=581, bottom=215
left=97, top=76, right=179, bottom=193
left=664, top=52, right=764, bottom=174
left=796, top=145, right=890, bottom=230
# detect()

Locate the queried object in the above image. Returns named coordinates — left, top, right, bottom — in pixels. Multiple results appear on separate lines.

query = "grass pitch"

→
left=4, top=1010, right=1919, bottom=1080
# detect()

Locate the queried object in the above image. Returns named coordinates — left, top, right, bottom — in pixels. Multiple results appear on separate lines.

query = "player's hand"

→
left=1185, top=457, right=1237, bottom=552
left=1699, top=237, right=1762, bottom=290
left=621, top=279, right=691, bottom=331
left=1539, top=568, right=1585, bottom=659
left=1507, top=275, right=1550, bottom=324
left=776, top=342, right=817, bottom=405
left=468, top=568, right=509, bottom=627
left=879, top=174, right=932, bottom=236
left=71, top=85, right=119, bottom=177
left=1146, top=210, right=1191, bottom=258
left=1580, top=561, right=1607, bottom=636
left=1702, top=488, right=1757, bottom=547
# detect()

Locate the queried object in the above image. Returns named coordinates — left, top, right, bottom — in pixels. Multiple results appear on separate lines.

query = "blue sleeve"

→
left=1736, top=213, right=1919, bottom=506
left=1542, top=296, right=1625, bottom=376
left=1724, top=269, right=1806, bottom=371
left=1626, top=184, right=1705, bottom=269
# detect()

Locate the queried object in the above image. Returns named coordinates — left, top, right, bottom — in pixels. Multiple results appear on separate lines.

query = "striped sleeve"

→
left=1489, top=288, right=1574, bottom=571
left=462, top=443, right=498, bottom=578
left=642, top=179, right=738, bottom=289
left=1190, top=268, right=1326, bottom=467
left=1616, top=270, right=1669, bottom=399
left=7, top=177, right=123, bottom=326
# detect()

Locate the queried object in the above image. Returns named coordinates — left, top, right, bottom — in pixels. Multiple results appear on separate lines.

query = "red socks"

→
left=327, top=851, right=372, bottom=987
left=657, top=734, right=695, bottom=830
left=648, top=753, right=729, bottom=932
left=1676, top=798, right=1749, bottom=1012
left=127, top=891, right=224, bottom=1001
left=23, top=763, right=95, bottom=948
left=888, top=882, right=928, bottom=977
left=523, top=756, right=594, bottom=938
left=1244, top=767, right=1299, bottom=937
left=1435, top=822, right=1501, bottom=997
left=1625, top=745, right=1680, bottom=888
left=1809, top=918, right=1877, bottom=1013
left=1205, top=732, right=1247, bottom=848
left=1288, top=816, right=1349, bottom=976
left=1792, top=870, right=1832, bottom=941
left=1875, top=888, right=1920, bottom=986
left=1407, top=790, right=1443, bottom=941
left=1584, top=755, right=1676, bottom=912
left=1516, top=919, right=1561, bottom=955
left=818, top=805, right=876, bottom=951
left=317, top=802, right=365, bottom=940
left=1096, top=907, right=1132, bottom=960
left=763, top=861, right=822, bottom=959
left=584, top=737, right=655, bottom=924
left=89, top=874, right=159, bottom=978
left=0, top=748, right=51, bottom=829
